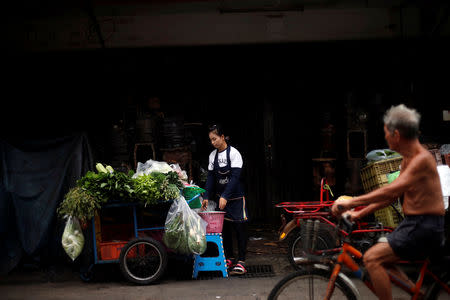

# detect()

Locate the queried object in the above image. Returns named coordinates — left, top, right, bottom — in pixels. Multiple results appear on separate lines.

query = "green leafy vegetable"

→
left=77, top=169, right=135, bottom=202
left=166, top=171, right=185, bottom=189
left=57, top=186, right=100, bottom=223
left=133, top=172, right=180, bottom=206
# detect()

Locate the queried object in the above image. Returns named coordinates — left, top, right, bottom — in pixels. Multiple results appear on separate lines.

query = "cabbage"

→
left=61, top=216, right=85, bottom=261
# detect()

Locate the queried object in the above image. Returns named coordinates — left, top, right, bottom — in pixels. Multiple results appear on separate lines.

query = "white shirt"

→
left=208, top=146, right=243, bottom=171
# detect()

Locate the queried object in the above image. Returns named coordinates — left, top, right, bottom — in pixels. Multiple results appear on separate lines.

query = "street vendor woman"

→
left=201, top=124, right=249, bottom=275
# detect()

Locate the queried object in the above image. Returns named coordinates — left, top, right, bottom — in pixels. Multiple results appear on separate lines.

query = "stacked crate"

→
left=360, top=157, right=404, bottom=228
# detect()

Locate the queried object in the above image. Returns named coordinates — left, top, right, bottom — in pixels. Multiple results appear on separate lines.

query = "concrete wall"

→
left=7, top=4, right=423, bottom=52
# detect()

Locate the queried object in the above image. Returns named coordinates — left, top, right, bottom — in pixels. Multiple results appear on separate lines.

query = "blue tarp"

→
left=0, top=133, right=93, bottom=274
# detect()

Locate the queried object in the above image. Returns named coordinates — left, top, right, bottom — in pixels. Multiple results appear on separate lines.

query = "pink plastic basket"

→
left=198, top=212, right=226, bottom=233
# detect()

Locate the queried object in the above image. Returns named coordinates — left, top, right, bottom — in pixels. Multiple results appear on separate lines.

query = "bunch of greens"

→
left=77, top=169, right=135, bottom=202
left=133, top=172, right=180, bottom=206
left=149, top=172, right=181, bottom=202
left=59, top=163, right=183, bottom=222
left=57, top=186, right=100, bottom=223
left=165, top=171, right=185, bottom=189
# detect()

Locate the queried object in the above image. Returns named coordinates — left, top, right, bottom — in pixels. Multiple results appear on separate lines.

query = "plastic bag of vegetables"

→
left=163, top=195, right=207, bottom=255
left=61, top=216, right=85, bottom=261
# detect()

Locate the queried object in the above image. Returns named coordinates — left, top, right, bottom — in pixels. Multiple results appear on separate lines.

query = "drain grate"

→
left=239, top=264, right=275, bottom=278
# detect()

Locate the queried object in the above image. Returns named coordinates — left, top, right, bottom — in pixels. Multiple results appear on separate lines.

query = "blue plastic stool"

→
left=192, top=233, right=228, bottom=278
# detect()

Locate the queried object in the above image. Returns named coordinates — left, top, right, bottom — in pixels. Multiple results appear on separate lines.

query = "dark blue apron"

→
left=213, top=146, right=248, bottom=222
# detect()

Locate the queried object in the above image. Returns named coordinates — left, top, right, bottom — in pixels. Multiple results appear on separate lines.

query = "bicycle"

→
left=268, top=214, right=450, bottom=300
left=276, top=179, right=395, bottom=270
left=287, top=212, right=393, bottom=271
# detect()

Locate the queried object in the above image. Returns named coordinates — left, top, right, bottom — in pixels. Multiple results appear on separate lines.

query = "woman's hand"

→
left=219, top=197, right=227, bottom=210
left=201, top=199, right=208, bottom=211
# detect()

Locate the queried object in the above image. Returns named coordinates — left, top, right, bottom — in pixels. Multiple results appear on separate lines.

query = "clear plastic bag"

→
left=204, top=200, right=217, bottom=212
left=366, top=149, right=401, bottom=162
left=162, top=195, right=207, bottom=255
left=170, top=163, right=188, bottom=182
left=61, top=216, right=85, bottom=261
left=133, top=159, right=173, bottom=178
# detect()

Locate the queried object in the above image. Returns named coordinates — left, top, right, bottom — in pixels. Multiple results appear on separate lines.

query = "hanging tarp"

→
left=0, top=133, right=93, bottom=274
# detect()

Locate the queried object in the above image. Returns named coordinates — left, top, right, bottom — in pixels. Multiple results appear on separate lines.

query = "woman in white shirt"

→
left=201, top=124, right=248, bottom=275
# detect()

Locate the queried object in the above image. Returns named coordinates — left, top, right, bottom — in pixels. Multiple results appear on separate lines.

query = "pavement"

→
left=1, top=223, right=409, bottom=300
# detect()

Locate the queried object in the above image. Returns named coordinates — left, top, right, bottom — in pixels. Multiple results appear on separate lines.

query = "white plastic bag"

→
left=366, top=149, right=401, bottom=162
left=162, top=195, right=207, bottom=255
left=61, top=216, right=85, bottom=261
left=170, top=163, right=188, bottom=182
left=204, top=200, right=217, bottom=212
left=133, top=159, right=173, bottom=178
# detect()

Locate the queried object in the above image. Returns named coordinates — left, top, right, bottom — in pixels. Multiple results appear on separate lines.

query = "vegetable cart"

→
left=80, top=201, right=170, bottom=285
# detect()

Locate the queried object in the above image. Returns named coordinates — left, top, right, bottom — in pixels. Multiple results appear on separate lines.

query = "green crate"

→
left=360, top=157, right=404, bottom=227
left=374, top=201, right=404, bottom=228
left=360, top=157, right=403, bottom=193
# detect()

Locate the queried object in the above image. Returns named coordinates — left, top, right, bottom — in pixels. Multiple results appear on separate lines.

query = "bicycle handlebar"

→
left=338, top=213, right=356, bottom=235
left=341, top=213, right=354, bottom=228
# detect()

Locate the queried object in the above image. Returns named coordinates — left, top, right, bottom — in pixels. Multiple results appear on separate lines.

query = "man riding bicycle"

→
left=332, top=104, right=445, bottom=300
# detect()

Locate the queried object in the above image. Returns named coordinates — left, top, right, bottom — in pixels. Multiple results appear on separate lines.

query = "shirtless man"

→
left=332, top=104, right=445, bottom=300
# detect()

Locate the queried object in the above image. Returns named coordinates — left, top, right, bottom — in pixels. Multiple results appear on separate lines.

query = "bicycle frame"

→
left=285, top=212, right=393, bottom=259
left=326, top=240, right=450, bottom=300
left=276, top=178, right=393, bottom=242
left=276, top=178, right=333, bottom=214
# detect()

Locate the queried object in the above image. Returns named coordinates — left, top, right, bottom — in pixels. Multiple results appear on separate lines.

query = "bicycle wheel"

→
left=119, top=237, right=168, bottom=285
left=425, top=272, right=450, bottom=300
left=268, top=267, right=357, bottom=300
left=288, top=226, right=336, bottom=270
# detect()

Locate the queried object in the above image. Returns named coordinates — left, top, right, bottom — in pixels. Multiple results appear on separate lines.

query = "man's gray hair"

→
left=383, top=104, right=421, bottom=139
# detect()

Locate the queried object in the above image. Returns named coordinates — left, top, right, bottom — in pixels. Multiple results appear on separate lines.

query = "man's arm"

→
left=349, top=198, right=396, bottom=220
left=349, top=155, right=425, bottom=209
left=333, top=155, right=427, bottom=215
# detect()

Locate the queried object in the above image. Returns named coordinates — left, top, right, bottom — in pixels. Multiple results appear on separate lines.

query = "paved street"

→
left=1, top=266, right=408, bottom=300
left=1, top=224, right=410, bottom=300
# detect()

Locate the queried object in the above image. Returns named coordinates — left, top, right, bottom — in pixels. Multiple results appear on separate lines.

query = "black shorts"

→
left=387, top=215, right=445, bottom=261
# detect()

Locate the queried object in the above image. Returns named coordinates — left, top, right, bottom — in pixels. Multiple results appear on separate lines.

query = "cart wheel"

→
left=119, top=237, right=168, bottom=285
left=80, top=264, right=95, bottom=282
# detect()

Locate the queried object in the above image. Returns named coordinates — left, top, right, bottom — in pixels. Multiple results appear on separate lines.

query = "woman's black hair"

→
left=208, top=124, right=224, bottom=135
left=209, top=124, right=230, bottom=142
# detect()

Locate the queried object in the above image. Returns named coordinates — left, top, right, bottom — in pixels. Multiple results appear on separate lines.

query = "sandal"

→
left=226, top=258, right=235, bottom=269
left=229, top=262, right=247, bottom=275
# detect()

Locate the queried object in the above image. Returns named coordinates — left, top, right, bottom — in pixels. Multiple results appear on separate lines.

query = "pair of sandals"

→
left=227, top=259, right=247, bottom=275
